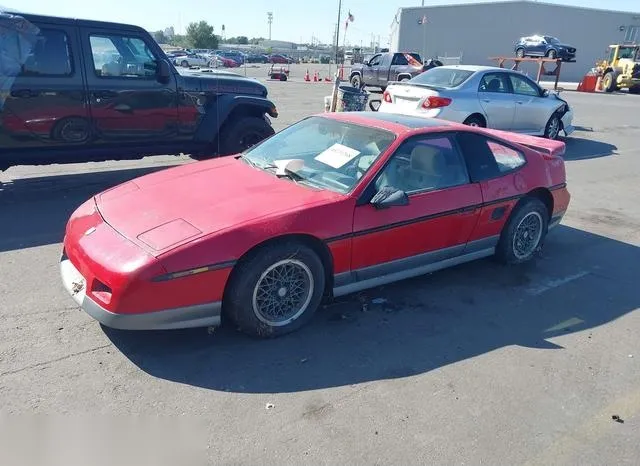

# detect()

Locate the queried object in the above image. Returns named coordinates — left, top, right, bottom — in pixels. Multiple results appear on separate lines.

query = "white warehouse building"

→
left=389, top=0, right=640, bottom=82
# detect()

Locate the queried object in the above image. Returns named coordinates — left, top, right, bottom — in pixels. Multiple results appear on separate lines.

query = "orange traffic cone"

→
left=304, top=69, right=310, bottom=81
left=313, top=71, right=318, bottom=82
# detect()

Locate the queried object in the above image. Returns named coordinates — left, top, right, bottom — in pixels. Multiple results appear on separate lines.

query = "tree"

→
left=151, top=30, right=167, bottom=44
left=250, top=37, right=265, bottom=45
left=185, top=21, right=218, bottom=49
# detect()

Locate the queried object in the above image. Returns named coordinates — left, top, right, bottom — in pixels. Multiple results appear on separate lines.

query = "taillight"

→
left=383, top=90, right=392, bottom=103
left=421, top=96, right=451, bottom=109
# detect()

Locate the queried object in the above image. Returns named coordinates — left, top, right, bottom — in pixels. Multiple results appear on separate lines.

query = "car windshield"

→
left=241, top=116, right=396, bottom=194
left=409, top=67, right=475, bottom=88
left=544, top=36, right=561, bottom=44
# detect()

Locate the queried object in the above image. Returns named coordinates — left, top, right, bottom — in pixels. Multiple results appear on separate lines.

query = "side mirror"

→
left=370, top=186, right=409, bottom=209
left=157, top=59, right=171, bottom=83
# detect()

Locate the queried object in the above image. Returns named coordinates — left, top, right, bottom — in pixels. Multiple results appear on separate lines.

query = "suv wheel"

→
left=219, top=116, right=275, bottom=156
left=516, top=48, right=525, bottom=58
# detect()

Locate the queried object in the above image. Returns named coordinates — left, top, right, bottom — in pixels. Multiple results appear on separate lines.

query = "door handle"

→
left=516, top=101, right=524, bottom=104
left=11, top=89, right=36, bottom=98
left=93, top=90, right=117, bottom=99
left=482, top=99, right=491, bottom=103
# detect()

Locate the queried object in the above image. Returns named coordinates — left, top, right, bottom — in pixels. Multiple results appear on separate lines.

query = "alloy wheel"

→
left=252, top=259, right=314, bottom=327
left=512, top=211, right=544, bottom=259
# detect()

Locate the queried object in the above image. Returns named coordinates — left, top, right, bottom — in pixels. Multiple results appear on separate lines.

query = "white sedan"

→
left=378, top=65, right=574, bottom=140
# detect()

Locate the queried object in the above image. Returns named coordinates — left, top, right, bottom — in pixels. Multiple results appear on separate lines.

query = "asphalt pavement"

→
left=1, top=67, right=639, bottom=465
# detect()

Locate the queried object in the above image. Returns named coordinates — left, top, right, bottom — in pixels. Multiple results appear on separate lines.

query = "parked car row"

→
left=351, top=49, right=575, bottom=140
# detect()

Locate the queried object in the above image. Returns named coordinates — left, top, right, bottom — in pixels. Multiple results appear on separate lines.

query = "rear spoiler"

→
left=480, top=128, right=566, bottom=157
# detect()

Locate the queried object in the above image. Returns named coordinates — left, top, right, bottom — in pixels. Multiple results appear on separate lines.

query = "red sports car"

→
left=60, top=112, right=570, bottom=338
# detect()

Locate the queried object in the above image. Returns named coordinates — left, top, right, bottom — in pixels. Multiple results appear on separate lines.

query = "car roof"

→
left=437, top=64, right=506, bottom=73
left=2, top=10, right=146, bottom=32
left=318, top=111, right=453, bottom=134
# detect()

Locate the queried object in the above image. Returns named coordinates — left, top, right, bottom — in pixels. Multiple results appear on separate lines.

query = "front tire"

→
left=546, top=49, right=557, bottom=60
left=543, top=112, right=561, bottom=140
left=224, top=242, right=326, bottom=338
left=602, top=72, right=617, bottom=93
left=350, top=73, right=362, bottom=88
left=516, top=48, right=525, bottom=58
left=495, top=197, right=548, bottom=265
left=218, top=116, right=275, bottom=156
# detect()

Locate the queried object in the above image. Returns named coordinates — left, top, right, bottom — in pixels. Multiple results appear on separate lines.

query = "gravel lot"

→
left=1, top=67, right=639, bottom=465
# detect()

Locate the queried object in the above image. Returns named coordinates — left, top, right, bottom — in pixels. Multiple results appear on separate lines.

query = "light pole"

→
left=267, top=12, right=273, bottom=40
left=334, top=0, right=342, bottom=67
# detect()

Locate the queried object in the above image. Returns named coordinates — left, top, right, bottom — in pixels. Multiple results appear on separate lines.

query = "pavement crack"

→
left=0, top=344, right=111, bottom=377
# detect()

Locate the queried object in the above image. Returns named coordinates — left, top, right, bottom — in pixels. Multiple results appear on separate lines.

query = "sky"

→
left=2, top=0, right=639, bottom=46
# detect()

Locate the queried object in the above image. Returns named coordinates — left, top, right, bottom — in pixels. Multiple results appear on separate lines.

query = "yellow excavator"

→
left=597, top=43, right=640, bottom=94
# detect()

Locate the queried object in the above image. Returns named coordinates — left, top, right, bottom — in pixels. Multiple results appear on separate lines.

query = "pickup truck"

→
left=349, top=52, right=426, bottom=90
left=0, top=11, right=277, bottom=171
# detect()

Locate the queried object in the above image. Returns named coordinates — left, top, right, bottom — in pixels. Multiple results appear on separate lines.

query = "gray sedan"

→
left=378, top=65, right=574, bottom=140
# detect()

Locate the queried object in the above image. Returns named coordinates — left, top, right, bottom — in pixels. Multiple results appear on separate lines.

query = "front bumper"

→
left=561, top=108, right=574, bottom=136
left=60, top=257, right=222, bottom=330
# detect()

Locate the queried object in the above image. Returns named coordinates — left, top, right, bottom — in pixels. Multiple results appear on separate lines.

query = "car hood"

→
left=95, top=159, right=341, bottom=256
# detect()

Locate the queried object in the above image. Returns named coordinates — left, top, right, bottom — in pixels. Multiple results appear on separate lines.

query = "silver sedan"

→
left=378, top=65, right=574, bottom=140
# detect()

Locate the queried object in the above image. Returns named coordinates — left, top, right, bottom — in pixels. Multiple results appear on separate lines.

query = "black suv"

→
left=0, top=11, right=278, bottom=171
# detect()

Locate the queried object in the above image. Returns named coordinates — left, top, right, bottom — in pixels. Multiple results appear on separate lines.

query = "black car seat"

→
left=487, top=78, right=502, bottom=92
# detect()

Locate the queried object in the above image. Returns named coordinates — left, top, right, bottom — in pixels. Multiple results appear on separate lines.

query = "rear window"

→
left=410, top=67, right=474, bottom=89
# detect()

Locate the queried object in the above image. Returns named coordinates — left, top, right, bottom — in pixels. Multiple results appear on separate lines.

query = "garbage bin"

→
left=335, top=85, right=368, bottom=112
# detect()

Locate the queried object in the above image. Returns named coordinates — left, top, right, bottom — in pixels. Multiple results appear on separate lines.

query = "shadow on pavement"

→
left=0, top=163, right=180, bottom=252
left=104, top=225, right=639, bottom=394
left=563, top=137, right=617, bottom=161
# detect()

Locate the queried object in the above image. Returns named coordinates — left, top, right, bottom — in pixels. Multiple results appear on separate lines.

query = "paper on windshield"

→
left=315, top=144, right=360, bottom=169
left=273, top=158, right=304, bottom=176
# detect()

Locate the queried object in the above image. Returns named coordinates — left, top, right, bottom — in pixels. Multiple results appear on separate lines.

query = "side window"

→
left=487, top=140, right=526, bottom=172
left=89, top=34, right=158, bottom=78
left=508, top=74, right=540, bottom=97
left=375, top=135, right=469, bottom=194
left=478, top=73, right=509, bottom=93
left=391, top=53, right=408, bottom=65
left=455, top=132, right=501, bottom=182
left=20, top=29, right=73, bottom=77
left=369, top=54, right=382, bottom=66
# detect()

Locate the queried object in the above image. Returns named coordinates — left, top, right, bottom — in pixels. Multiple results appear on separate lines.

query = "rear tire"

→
left=463, top=115, right=486, bottom=127
left=224, top=241, right=326, bottom=338
left=218, top=116, right=275, bottom=156
left=495, top=197, right=548, bottom=265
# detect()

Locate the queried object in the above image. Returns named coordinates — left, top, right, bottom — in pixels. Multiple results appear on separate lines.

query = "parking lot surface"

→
left=1, top=71, right=639, bottom=465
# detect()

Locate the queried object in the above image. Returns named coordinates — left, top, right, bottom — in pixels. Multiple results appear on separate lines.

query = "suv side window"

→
left=89, top=34, right=158, bottom=78
left=21, top=28, right=73, bottom=77
left=375, top=135, right=469, bottom=194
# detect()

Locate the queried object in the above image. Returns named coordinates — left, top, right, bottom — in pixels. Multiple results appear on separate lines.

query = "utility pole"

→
left=334, top=0, right=342, bottom=67
left=267, top=12, right=273, bottom=40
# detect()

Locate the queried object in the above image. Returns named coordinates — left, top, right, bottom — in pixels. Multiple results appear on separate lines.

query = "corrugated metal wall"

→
left=391, top=1, right=640, bottom=82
